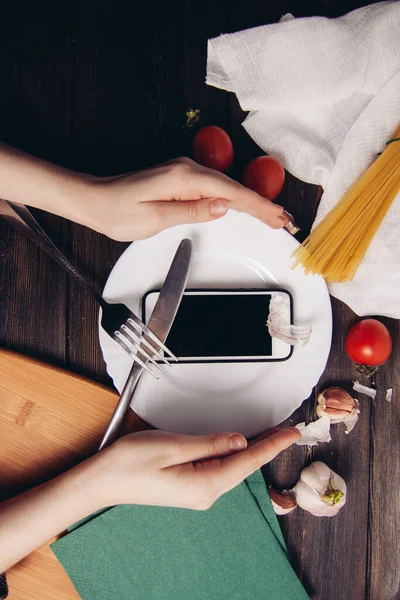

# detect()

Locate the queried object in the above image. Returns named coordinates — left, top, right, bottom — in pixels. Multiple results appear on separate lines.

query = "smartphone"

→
left=142, top=288, right=293, bottom=363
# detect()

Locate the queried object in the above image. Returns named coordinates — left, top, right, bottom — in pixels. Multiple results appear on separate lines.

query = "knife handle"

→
left=98, top=362, right=144, bottom=451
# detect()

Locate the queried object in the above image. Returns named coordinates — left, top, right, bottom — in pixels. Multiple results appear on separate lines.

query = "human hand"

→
left=0, top=426, right=299, bottom=572
left=0, top=145, right=296, bottom=240
left=88, top=158, right=295, bottom=240
left=91, top=427, right=300, bottom=510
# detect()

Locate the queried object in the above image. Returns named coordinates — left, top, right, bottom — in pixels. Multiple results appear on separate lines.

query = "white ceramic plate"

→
left=99, top=211, right=332, bottom=437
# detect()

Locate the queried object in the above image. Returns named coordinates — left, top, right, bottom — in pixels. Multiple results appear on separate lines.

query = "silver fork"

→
left=0, top=199, right=176, bottom=378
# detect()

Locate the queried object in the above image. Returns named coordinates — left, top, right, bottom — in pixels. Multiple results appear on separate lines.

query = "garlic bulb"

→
left=269, top=487, right=297, bottom=515
left=317, top=387, right=360, bottom=434
left=292, top=461, right=346, bottom=517
left=266, top=293, right=312, bottom=346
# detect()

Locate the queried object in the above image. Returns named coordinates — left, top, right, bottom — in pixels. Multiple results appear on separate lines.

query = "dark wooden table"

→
left=0, top=2, right=399, bottom=599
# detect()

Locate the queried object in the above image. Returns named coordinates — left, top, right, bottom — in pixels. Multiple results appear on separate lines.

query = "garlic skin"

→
left=267, top=293, right=312, bottom=346
left=295, top=415, right=331, bottom=446
left=292, top=461, right=346, bottom=517
left=353, top=380, right=376, bottom=399
left=269, top=487, right=297, bottom=515
left=317, top=387, right=360, bottom=434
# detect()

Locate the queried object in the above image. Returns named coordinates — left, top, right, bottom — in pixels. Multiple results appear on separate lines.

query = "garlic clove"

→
left=317, top=387, right=355, bottom=417
left=317, top=386, right=360, bottom=433
left=269, top=487, right=297, bottom=515
left=292, top=461, right=346, bottom=517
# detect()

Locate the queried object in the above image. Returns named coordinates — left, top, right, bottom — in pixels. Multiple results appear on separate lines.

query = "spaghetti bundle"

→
left=292, top=124, right=400, bottom=283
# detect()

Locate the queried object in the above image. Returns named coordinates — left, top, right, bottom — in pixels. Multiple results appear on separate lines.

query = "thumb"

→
left=213, top=428, right=300, bottom=498
left=152, top=197, right=228, bottom=228
left=219, top=427, right=300, bottom=495
left=173, top=432, right=247, bottom=464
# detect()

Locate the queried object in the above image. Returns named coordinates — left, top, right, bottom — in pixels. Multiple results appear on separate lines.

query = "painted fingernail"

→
left=282, top=210, right=300, bottom=235
left=229, top=434, right=247, bottom=451
left=211, top=198, right=228, bottom=216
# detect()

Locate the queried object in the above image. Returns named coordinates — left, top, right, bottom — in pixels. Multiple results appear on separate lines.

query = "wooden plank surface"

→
left=367, top=317, right=400, bottom=600
left=0, top=2, right=399, bottom=600
left=0, top=0, right=72, bottom=367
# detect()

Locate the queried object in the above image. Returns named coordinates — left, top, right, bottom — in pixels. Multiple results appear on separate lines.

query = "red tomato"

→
left=242, top=156, right=285, bottom=200
left=345, top=319, right=392, bottom=367
left=192, top=126, right=234, bottom=172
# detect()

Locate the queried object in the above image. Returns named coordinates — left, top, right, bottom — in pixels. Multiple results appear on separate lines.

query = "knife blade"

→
left=98, top=238, right=193, bottom=450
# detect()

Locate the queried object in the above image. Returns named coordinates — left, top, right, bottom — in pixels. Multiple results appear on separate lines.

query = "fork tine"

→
left=125, top=317, right=173, bottom=359
left=114, top=332, right=160, bottom=379
left=127, top=316, right=178, bottom=361
left=123, top=321, right=170, bottom=366
left=114, top=333, right=160, bottom=379
left=115, top=330, right=164, bottom=374
left=120, top=325, right=165, bottom=372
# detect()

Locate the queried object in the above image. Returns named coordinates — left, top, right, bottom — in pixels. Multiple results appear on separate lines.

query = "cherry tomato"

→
left=345, top=319, right=392, bottom=367
left=192, top=126, right=234, bottom=172
left=242, top=156, right=285, bottom=200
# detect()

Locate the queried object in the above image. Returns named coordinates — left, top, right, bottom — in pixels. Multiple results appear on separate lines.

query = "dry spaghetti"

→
left=292, top=124, right=400, bottom=283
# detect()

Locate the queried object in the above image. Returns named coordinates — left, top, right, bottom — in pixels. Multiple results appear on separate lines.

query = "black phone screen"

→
left=153, top=292, right=273, bottom=359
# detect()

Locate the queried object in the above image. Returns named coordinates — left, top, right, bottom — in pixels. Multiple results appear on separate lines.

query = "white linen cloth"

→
left=207, top=2, right=400, bottom=318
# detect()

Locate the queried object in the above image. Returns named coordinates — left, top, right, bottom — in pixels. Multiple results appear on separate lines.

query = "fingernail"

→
left=282, top=210, right=300, bottom=235
left=211, top=198, right=228, bottom=216
left=229, top=434, right=247, bottom=451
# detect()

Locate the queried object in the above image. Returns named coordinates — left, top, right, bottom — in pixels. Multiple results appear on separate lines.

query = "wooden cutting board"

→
left=0, top=349, right=147, bottom=600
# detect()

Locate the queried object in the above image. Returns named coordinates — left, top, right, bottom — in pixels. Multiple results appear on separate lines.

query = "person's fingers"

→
left=168, top=432, right=247, bottom=465
left=247, top=426, right=281, bottom=447
left=137, top=158, right=298, bottom=232
left=153, top=159, right=290, bottom=229
left=151, top=197, right=228, bottom=229
left=213, top=428, right=300, bottom=497
left=198, top=170, right=287, bottom=229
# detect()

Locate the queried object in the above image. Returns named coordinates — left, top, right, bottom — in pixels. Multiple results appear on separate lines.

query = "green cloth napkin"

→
left=52, top=471, right=308, bottom=600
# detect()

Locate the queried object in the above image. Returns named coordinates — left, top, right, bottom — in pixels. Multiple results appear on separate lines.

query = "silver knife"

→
left=98, top=238, right=193, bottom=450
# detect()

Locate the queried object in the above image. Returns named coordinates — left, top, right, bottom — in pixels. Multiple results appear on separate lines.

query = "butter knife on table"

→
left=98, top=238, right=193, bottom=450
